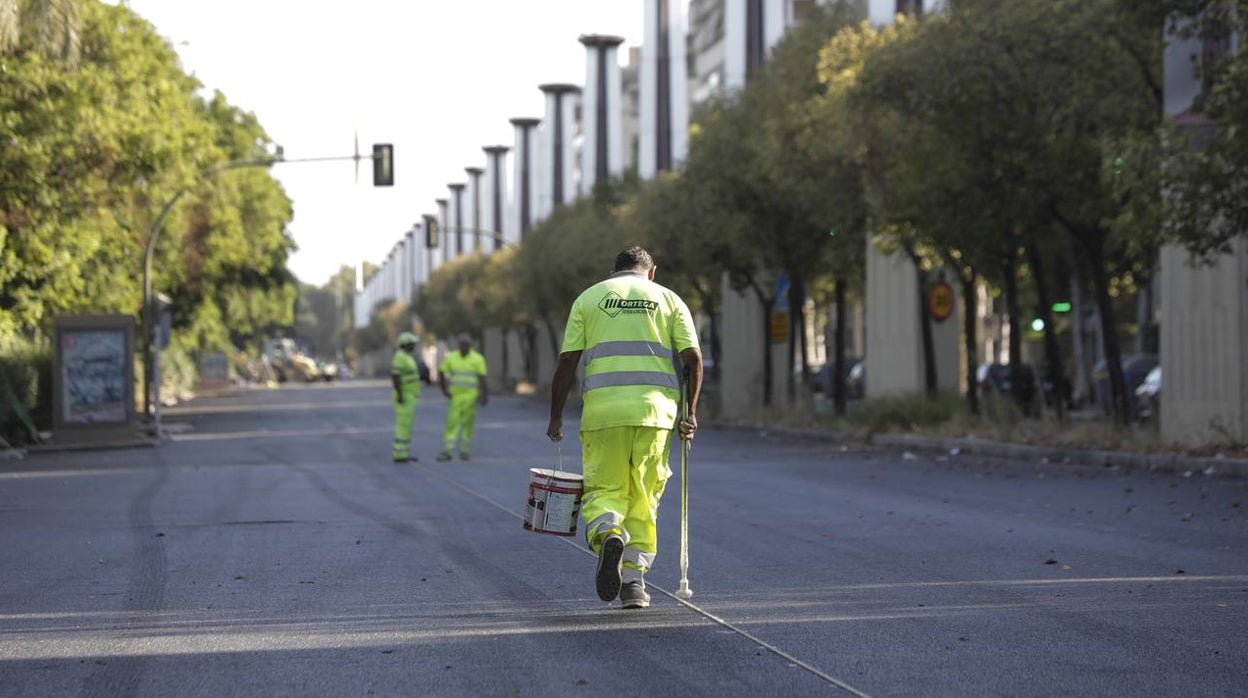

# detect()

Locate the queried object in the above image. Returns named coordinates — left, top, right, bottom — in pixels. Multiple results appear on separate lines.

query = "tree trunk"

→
left=521, top=323, right=538, bottom=383
left=833, top=279, right=848, bottom=416
left=958, top=268, right=980, bottom=417
left=906, top=248, right=937, bottom=396
left=1068, top=251, right=1091, bottom=407
left=1027, top=242, right=1067, bottom=422
left=788, top=275, right=806, bottom=404
left=693, top=278, right=721, bottom=416
left=501, top=327, right=510, bottom=389
left=1002, top=243, right=1025, bottom=411
left=1085, top=238, right=1131, bottom=425
left=1136, top=272, right=1154, bottom=354
left=693, top=280, right=722, bottom=385
left=539, top=309, right=561, bottom=369
left=749, top=280, right=776, bottom=409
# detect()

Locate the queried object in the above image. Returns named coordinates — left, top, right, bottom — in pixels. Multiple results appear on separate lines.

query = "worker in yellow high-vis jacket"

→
left=391, top=332, right=425, bottom=463
left=437, top=334, right=489, bottom=461
left=547, top=246, right=702, bottom=609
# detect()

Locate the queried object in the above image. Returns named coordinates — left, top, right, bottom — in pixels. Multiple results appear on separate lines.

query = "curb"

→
left=870, top=433, right=1248, bottom=479
left=707, top=421, right=1248, bottom=479
left=24, top=435, right=159, bottom=454
left=18, top=422, right=196, bottom=455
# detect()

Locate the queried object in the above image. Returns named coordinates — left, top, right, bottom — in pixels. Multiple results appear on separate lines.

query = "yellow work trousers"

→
left=580, top=426, right=672, bottom=583
left=392, top=388, right=418, bottom=460
left=442, top=392, right=479, bottom=455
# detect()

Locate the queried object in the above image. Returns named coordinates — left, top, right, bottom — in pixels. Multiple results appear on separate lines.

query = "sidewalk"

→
left=869, top=432, right=1248, bottom=478
left=712, top=421, right=1248, bottom=479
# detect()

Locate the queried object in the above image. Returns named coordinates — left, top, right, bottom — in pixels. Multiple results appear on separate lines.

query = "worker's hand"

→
left=394, top=392, right=404, bottom=405
left=479, top=396, right=488, bottom=407
left=678, top=415, right=697, bottom=441
left=547, top=418, right=563, bottom=443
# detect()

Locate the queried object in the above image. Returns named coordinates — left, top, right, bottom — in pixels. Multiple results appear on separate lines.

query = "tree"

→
left=625, top=169, right=742, bottom=387
left=752, top=2, right=868, bottom=404
left=1160, top=1, right=1248, bottom=260
left=849, top=1, right=1168, bottom=424
left=1, top=0, right=81, bottom=64
left=513, top=183, right=633, bottom=360
left=1, top=1, right=212, bottom=337
left=1, top=0, right=298, bottom=395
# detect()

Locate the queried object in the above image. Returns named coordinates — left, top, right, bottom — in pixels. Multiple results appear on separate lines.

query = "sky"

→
left=117, top=1, right=645, bottom=287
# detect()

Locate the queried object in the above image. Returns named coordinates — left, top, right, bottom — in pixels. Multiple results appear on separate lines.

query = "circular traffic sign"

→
left=927, top=281, right=955, bottom=323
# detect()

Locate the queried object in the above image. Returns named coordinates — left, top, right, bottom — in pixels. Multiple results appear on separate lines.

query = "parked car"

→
left=1035, top=362, right=1073, bottom=410
left=1135, top=365, right=1161, bottom=421
left=264, top=338, right=322, bottom=383
left=977, top=362, right=1039, bottom=410
left=1093, top=354, right=1158, bottom=419
left=318, top=361, right=338, bottom=382
left=816, top=357, right=865, bottom=400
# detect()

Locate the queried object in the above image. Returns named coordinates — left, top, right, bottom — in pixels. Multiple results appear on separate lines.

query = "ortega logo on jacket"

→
left=598, top=292, right=659, bottom=318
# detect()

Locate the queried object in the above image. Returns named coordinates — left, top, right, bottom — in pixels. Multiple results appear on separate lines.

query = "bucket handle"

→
left=554, top=442, right=564, bottom=475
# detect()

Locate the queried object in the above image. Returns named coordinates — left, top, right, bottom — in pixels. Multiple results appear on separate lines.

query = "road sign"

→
left=774, top=275, right=790, bottom=311
left=769, top=310, right=789, bottom=343
left=926, top=281, right=955, bottom=323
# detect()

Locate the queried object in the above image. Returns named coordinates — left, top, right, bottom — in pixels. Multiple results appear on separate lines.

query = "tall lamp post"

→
left=141, top=158, right=275, bottom=423
left=141, top=142, right=394, bottom=428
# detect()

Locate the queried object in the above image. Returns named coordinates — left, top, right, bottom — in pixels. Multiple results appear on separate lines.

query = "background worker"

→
left=390, top=332, right=426, bottom=463
left=437, top=334, right=489, bottom=461
left=547, top=246, right=702, bottom=609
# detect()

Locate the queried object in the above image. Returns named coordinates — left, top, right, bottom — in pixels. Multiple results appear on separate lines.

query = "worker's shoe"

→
left=595, top=534, right=624, bottom=602
left=392, top=456, right=418, bottom=464
left=619, top=581, right=650, bottom=609
left=436, top=451, right=453, bottom=462
left=459, top=451, right=471, bottom=461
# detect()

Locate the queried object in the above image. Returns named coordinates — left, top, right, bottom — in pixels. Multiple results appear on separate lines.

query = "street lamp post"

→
left=140, top=159, right=275, bottom=424
left=140, top=144, right=396, bottom=431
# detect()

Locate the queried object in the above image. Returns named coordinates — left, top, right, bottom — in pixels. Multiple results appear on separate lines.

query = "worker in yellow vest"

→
left=547, top=246, right=702, bottom=609
left=390, top=332, right=424, bottom=463
left=437, top=334, right=489, bottom=461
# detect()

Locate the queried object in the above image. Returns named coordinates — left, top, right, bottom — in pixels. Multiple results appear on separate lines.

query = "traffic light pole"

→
left=142, top=145, right=394, bottom=434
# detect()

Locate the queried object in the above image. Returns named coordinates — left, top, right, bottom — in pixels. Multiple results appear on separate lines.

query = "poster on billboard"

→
left=53, top=315, right=136, bottom=436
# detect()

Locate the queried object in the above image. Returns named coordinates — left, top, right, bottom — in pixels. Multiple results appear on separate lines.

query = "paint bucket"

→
left=524, top=468, right=583, bottom=536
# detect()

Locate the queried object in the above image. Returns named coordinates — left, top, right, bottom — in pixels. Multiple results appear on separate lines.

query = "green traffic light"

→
left=1052, top=301, right=1072, bottom=313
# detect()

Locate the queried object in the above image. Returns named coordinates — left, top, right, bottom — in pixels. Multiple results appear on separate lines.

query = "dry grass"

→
left=785, top=391, right=1248, bottom=460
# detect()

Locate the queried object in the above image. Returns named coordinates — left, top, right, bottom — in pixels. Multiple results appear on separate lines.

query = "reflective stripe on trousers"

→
left=442, top=392, right=478, bottom=453
left=392, top=388, right=418, bottom=459
left=581, top=426, right=671, bottom=582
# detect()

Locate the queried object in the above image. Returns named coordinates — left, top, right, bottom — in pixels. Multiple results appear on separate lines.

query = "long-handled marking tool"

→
left=675, top=368, right=693, bottom=600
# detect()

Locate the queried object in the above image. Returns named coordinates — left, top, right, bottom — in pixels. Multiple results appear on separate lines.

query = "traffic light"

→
left=1031, top=317, right=1046, bottom=332
left=372, top=144, right=394, bottom=186
left=1052, top=301, right=1072, bottom=313
left=424, top=218, right=439, bottom=249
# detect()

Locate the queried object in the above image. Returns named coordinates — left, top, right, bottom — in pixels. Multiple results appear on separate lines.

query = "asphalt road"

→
left=2, top=380, right=1246, bottom=697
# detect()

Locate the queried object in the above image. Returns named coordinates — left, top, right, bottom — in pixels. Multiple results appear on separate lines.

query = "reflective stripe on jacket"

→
left=391, top=351, right=421, bottom=390
left=439, top=349, right=486, bottom=396
left=561, top=271, right=699, bottom=431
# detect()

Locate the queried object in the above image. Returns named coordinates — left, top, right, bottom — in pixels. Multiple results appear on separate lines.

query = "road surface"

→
left=1, top=380, right=1245, bottom=697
